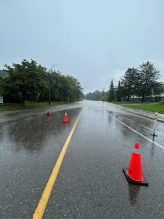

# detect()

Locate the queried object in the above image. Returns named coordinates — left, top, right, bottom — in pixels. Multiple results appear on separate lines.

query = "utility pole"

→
left=103, top=88, right=105, bottom=102
left=48, top=64, right=58, bottom=105
left=151, top=112, right=158, bottom=141
left=48, top=75, right=51, bottom=105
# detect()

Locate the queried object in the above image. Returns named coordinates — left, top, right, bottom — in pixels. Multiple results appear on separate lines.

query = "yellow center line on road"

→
left=33, top=114, right=81, bottom=219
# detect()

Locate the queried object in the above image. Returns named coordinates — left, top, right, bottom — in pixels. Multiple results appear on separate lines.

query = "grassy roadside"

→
left=118, top=102, right=164, bottom=114
left=0, top=102, right=67, bottom=111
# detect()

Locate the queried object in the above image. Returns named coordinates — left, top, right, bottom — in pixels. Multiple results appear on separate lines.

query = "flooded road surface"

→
left=0, top=104, right=82, bottom=219
left=0, top=101, right=164, bottom=218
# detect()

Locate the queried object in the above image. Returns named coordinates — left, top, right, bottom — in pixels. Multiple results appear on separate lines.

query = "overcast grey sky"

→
left=0, top=0, right=164, bottom=93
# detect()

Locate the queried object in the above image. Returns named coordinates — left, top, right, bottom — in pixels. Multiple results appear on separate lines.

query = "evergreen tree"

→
left=116, top=80, right=122, bottom=101
left=121, top=68, right=138, bottom=101
left=108, top=80, right=115, bottom=102
left=138, top=61, right=160, bottom=102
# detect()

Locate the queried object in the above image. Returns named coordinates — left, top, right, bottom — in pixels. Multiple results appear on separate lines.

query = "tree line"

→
left=0, top=59, right=83, bottom=104
left=86, top=61, right=164, bottom=102
left=85, top=90, right=107, bottom=101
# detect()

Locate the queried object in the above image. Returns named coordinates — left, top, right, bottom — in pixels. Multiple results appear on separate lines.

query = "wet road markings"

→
left=33, top=114, right=81, bottom=219
left=111, top=116, right=164, bottom=150
left=126, top=117, right=164, bottom=136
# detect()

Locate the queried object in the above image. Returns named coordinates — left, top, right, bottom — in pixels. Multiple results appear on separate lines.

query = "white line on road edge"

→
left=111, top=116, right=164, bottom=150
left=139, top=124, right=164, bottom=136
left=126, top=117, right=164, bottom=136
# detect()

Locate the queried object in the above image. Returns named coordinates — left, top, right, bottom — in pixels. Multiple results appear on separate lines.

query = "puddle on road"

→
left=0, top=107, right=82, bottom=152
left=128, top=184, right=141, bottom=206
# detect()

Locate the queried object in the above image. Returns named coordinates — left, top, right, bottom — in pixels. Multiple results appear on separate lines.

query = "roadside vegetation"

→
left=85, top=61, right=164, bottom=113
left=0, top=102, right=67, bottom=111
left=0, top=59, right=83, bottom=110
left=86, top=61, right=164, bottom=101
left=120, top=102, right=164, bottom=114
left=85, top=90, right=108, bottom=102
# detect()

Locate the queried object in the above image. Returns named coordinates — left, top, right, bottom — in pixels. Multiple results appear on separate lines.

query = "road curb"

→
left=0, top=103, right=83, bottom=124
left=114, top=104, right=164, bottom=123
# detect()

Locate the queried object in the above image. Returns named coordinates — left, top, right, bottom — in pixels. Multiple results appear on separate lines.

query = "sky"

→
left=0, top=0, right=164, bottom=93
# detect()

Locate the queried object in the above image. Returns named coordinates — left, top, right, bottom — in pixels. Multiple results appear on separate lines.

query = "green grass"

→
left=119, top=102, right=164, bottom=114
left=0, top=102, right=66, bottom=111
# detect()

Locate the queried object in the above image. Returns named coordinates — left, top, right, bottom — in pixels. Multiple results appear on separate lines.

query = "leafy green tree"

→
left=47, top=71, right=61, bottom=102
left=108, top=80, right=115, bottom=102
left=43, top=71, right=83, bottom=102
left=154, top=82, right=164, bottom=95
left=3, top=59, right=48, bottom=104
left=0, top=71, right=7, bottom=96
left=64, top=76, right=83, bottom=102
left=2, top=59, right=83, bottom=104
left=85, top=90, right=108, bottom=101
left=100, top=90, right=108, bottom=101
left=138, top=61, right=160, bottom=102
left=0, top=77, right=3, bottom=95
left=86, top=90, right=103, bottom=100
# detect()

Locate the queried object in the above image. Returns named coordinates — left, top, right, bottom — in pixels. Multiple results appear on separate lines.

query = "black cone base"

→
left=123, top=168, right=148, bottom=187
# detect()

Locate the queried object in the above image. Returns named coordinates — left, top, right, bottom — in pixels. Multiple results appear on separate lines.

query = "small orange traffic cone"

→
left=123, top=143, right=148, bottom=186
left=63, top=112, right=69, bottom=123
left=47, top=110, right=51, bottom=116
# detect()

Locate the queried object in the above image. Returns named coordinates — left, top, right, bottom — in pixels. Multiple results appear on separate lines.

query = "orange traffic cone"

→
left=47, top=110, right=51, bottom=116
left=63, top=113, right=69, bottom=123
left=123, top=143, right=148, bottom=186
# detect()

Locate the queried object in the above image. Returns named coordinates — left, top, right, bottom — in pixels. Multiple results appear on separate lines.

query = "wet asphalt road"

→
left=0, top=101, right=164, bottom=219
